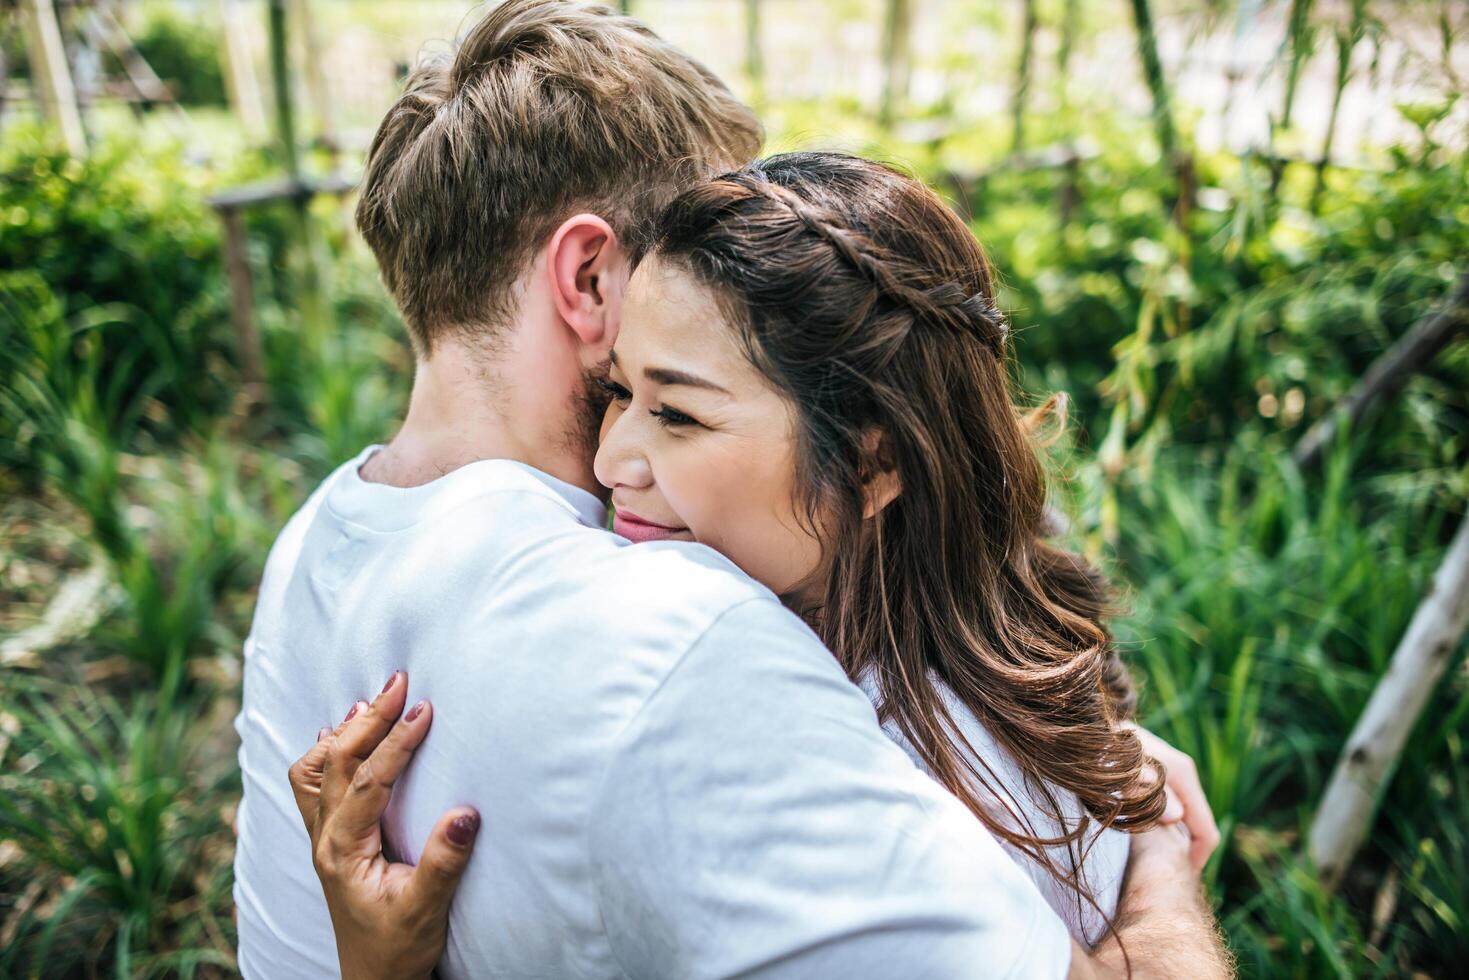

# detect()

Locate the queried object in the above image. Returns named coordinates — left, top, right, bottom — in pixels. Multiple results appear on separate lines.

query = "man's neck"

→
left=360, top=336, right=601, bottom=498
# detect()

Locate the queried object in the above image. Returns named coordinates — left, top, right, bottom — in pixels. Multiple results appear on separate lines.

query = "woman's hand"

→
left=287, top=671, right=480, bottom=980
left=1129, top=724, right=1221, bottom=872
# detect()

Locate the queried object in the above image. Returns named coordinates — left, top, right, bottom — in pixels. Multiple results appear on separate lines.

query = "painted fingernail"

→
left=317, top=727, right=331, bottom=742
left=381, top=671, right=402, bottom=695
left=447, top=812, right=480, bottom=847
left=344, top=700, right=366, bottom=723
left=405, top=700, right=427, bottom=722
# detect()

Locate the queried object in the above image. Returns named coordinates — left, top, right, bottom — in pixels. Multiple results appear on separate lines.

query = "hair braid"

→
left=734, top=179, right=1011, bottom=355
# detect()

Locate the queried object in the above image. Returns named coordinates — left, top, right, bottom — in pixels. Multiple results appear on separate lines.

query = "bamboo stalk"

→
left=267, top=0, right=298, bottom=179
left=744, top=0, right=763, bottom=107
left=1011, top=0, right=1038, bottom=153
left=1269, top=0, right=1316, bottom=195
left=1127, top=0, right=1176, bottom=161
left=1057, top=0, right=1079, bottom=110
left=1279, top=0, right=1316, bottom=132
left=1127, top=0, right=1189, bottom=219
left=879, top=0, right=913, bottom=129
left=1293, top=272, right=1469, bottom=470
left=265, top=0, right=329, bottom=354
left=1311, top=0, right=1367, bottom=210
left=1310, top=516, right=1469, bottom=889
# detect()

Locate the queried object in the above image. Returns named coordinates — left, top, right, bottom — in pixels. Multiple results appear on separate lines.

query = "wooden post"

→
left=18, top=0, right=86, bottom=155
left=1293, top=272, right=1469, bottom=470
left=216, top=206, right=267, bottom=395
left=95, top=3, right=180, bottom=111
left=218, top=0, right=267, bottom=137
left=207, top=173, right=357, bottom=401
left=1310, top=517, right=1469, bottom=888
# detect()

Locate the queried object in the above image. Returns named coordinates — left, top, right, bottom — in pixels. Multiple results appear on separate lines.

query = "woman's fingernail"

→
left=405, top=700, right=427, bottom=722
left=344, top=700, right=366, bottom=723
left=317, top=727, right=332, bottom=742
left=381, top=671, right=402, bottom=695
left=447, top=812, right=480, bottom=847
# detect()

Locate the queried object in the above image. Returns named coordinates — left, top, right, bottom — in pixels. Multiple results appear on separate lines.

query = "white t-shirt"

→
left=233, top=448, right=1074, bottom=979
left=860, top=674, right=1130, bottom=946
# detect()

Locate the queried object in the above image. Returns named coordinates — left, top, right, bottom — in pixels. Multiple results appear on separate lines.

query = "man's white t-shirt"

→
left=233, top=448, right=1074, bottom=979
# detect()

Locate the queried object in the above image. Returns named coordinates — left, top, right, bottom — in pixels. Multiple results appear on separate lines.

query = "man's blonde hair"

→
left=355, top=0, right=763, bottom=352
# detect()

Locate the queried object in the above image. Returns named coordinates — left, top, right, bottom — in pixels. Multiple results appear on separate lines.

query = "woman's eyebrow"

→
left=644, top=366, right=731, bottom=395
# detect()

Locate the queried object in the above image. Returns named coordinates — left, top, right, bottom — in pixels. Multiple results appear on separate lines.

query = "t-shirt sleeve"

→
left=589, top=598, right=1074, bottom=980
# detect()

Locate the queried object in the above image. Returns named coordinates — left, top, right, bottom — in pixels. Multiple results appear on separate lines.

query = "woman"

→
left=297, top=152, right=1217, bottom=962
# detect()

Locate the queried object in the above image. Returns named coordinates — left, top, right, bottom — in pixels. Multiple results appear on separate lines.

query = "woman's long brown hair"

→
left=650, top=152, right=1166, bottom=928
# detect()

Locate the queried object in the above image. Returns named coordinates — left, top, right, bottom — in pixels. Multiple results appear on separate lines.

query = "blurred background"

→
left=1, top=0, right=1466, bottom=976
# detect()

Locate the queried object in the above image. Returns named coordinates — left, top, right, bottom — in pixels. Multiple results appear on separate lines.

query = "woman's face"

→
left=593, top=256, right=827, bottom=604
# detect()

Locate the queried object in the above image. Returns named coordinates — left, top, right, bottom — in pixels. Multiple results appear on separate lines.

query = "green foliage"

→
left=129, top=8, right=228, bottom=108
left=1091, top=441, right=1468, bottom=974
left=0, top=676, right=237, bottom=978
left=972, top=118, right=1469, bottom=471
left=0, top=127, right=234, bottom=437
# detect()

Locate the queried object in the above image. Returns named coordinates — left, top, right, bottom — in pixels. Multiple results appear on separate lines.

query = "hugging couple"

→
left=233, top=1, right=1233, bottom=977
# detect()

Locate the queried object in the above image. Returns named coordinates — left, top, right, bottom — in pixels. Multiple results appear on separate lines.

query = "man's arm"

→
left=1071, top=824, right=1234, bottom=980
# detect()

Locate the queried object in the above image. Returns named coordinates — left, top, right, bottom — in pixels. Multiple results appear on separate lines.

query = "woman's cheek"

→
left=598, top=402, right=623, bottom=443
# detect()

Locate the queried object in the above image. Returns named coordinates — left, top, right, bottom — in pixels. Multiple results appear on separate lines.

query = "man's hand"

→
left=287, top=671, right=479, bottom=980
left=1131, top=725, right=1221, bottom=872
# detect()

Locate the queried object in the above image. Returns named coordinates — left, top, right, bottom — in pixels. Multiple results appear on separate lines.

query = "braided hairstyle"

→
left=648, top=152, right=1165, bottom=925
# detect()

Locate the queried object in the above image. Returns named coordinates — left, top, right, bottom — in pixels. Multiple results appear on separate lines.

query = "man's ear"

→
left=860, top=427, right=902, bottom=519
left=547, top=213, right=625, bottom=349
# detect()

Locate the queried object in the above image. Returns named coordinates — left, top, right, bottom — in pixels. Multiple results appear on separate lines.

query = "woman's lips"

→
left=612, top=508, right=689, bottom=543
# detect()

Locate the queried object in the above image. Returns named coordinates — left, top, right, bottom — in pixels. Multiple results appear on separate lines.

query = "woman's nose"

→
left=593, top=408, right=654, bottom=491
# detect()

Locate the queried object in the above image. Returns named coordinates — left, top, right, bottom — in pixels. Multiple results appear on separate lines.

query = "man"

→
left=235, top=2, right=1230, bottom=978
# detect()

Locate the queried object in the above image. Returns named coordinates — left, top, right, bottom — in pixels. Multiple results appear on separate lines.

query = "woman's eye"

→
left=651, top=405, right=700, bottom=428
left=593, top=375, right=631, bottom=401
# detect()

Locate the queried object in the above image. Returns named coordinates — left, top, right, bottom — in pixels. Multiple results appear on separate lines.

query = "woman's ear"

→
left=860, top=428, right=902, bottom=519
left=547, top=213, right=626, bottom=348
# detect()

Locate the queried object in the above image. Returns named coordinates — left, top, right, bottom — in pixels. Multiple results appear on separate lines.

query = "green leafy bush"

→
left=0, top=127, right=234, bottom=438
left=128, top=8, right=228, bottom=108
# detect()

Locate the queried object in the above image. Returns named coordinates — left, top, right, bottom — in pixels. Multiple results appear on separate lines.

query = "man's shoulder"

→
left=465, top=535, right=801, bottom=690
left=572, top=538, right=776, bottom=612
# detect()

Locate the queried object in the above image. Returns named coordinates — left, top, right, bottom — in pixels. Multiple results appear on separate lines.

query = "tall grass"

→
left=0, top=676, right=237, bottom=978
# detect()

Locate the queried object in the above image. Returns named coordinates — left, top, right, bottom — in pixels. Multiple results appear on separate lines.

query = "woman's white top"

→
left=860, top=671, right=1130, bottom=947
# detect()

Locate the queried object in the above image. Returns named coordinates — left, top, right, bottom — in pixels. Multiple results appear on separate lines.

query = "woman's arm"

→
left=287, top=673, right=479, bottom=980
